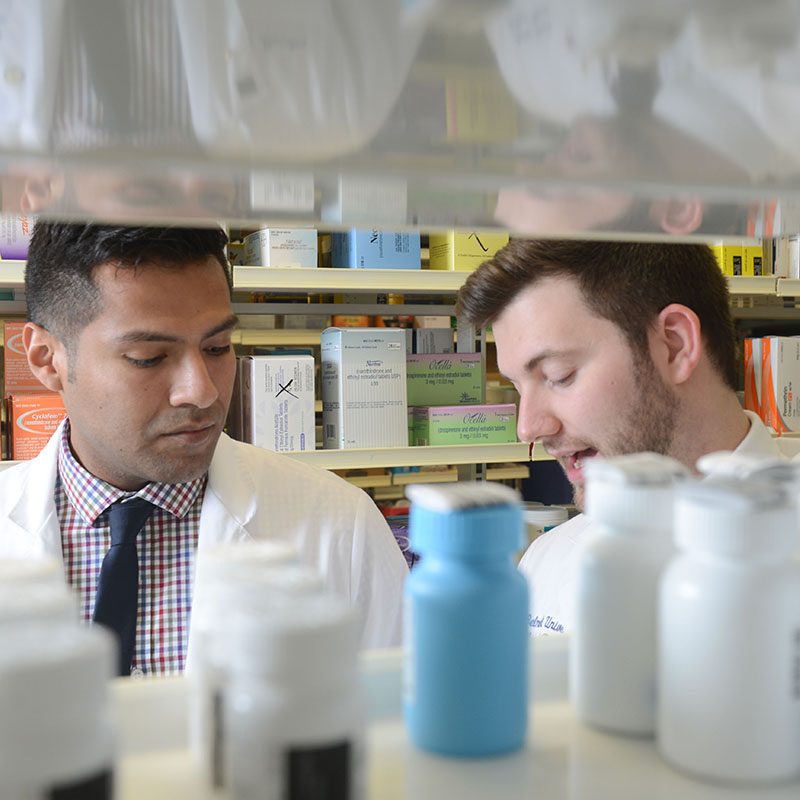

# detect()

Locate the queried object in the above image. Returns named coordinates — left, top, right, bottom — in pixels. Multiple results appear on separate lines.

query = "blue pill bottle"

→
left=403, top=482, right=529, bottom=757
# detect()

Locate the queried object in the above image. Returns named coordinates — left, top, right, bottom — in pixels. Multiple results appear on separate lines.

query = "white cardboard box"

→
left=321, top=328, right=407, bottom=449
left=243, top=228, right=318, bottom=268
left=241, top=355, right=316, bottom=452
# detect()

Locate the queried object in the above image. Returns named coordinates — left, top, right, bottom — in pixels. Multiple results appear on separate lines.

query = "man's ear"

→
left=22, top=322, right=67, bottom=392
left=652, top=304, right=702, bottom=385
left=649, top=197, right=704, bottom=235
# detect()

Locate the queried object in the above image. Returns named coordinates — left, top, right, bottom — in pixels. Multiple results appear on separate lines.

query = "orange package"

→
left=8, top=393, right=67, bottom=460
left=3, top=320, right=48, bottom=393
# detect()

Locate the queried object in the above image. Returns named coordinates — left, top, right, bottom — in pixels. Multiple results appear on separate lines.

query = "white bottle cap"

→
left=0, top=622, right=114, bottom=777
left=230, top=592, right=361, bottom=683
left=675, top=478, right=797, bottom=558
left=192, top=562, right=323, bottom=633
left=696, top=451, right=797, bottom=484
left=585, top=452, right=688, bottom=533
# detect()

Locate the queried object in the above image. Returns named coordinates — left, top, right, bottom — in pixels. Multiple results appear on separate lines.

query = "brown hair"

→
left=456, top=239, right=737, bottom=389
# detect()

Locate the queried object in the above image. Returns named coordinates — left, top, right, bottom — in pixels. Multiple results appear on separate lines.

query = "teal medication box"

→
left=406, top=353, right=482, bottom=406
left=412, top=404, right=517, bottom=445
left=331, top=229, right=421, bottom=269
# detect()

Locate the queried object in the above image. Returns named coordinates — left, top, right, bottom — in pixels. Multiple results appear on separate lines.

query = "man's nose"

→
left=169, top=353, right=219, bottom=409
left=516, top=390, right=561, bottom=444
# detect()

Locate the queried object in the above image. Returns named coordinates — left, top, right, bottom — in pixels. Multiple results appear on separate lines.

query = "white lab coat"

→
left=0, top=423, right=408, bottom=653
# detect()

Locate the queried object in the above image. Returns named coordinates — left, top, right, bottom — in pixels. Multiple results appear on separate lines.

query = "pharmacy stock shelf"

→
left=0, top=261, right=791, bottom=302
left=283, top=442, right=542, bottom=470
left=233, top=265, right=466, bottom=295
left=113, top=637, right=800, bottom=800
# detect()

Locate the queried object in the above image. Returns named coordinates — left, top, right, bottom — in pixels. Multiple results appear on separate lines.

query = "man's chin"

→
left=571, top=482, right=586, bottom=512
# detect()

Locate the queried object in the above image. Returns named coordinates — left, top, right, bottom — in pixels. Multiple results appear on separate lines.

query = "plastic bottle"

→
left=403, top=481, right=528, bottom=756
left=0, top=621, right=115, bottom=799
left=659, top=478, right=800, bottom=783
left=226, top=592, right=365, bottom=800
left=522, top=503, right=569, bottom=547
left=571, top=452, right=687, bottom=735
left=187, top=541, right=321, bottom=792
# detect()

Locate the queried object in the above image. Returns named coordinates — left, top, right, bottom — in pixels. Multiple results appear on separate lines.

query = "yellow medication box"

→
left=428, top=231, right=509, bottom=271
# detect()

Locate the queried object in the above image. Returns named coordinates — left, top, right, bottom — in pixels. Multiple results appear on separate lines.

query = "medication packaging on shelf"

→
left=331, top=229, right=421, bottom=269
left=243, top=228, right=318, bottom=268
left=240, top=354, right=316, bottom=452
left=428, top=230, right=509, bottom=271
left=410, top=403, right=517, bottom=446
left=321, top=327, right=407, bottom=449
left=7, top=392, right=67, bottom=461
left=760, top=336, right=800, bottom=432
left=0, top=213, right=35, bottom=259
left=406, top=352, right=482, bottom=406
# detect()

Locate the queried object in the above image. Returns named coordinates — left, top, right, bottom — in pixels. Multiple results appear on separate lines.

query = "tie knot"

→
left=108, top=498, right=156, bottom=547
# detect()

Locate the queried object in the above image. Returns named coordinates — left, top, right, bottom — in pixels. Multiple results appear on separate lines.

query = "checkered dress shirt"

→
left=56, top=423, right=205, bottom=676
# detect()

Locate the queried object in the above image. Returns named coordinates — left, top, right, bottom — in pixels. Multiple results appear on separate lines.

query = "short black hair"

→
left=25, top=222, right=231, bottom=344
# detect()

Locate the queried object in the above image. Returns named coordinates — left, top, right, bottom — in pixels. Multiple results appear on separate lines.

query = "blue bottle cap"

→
left=407, top=482, right=523, bottom=557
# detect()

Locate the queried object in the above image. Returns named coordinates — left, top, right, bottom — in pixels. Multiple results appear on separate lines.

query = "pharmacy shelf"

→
left=232, top=328, right=484, bottom=347
left=113, top=639, right=800, bottom=800
left=776, top=278, right=800, bottom=296
left=726, top=276, right=778, bottom=295
left=391, top=468, right=458, bottom=486
left=485, top=464, right=531, bottom=481
left=232, top=329, right=323, bottom=347
left=282, top=442, right=542, bottom=470
left=0, top=261, right=788, bottom=303
left=233, top=266, right=468, bottom=295
left=0, top=260, right=25, bottom=289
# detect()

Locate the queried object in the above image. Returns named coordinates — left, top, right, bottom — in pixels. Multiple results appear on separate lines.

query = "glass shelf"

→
left=4, top=2, right=800, bottom=239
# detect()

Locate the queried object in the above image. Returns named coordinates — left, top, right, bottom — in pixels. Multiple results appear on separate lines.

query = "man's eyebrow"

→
left=114, top=314, right=239, bottom=345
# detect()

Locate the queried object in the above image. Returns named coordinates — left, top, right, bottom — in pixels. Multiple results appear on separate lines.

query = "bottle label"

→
left=48, top=769, right=113, bottom=799
left=286, top=741, right=350, bottom=800
left=212, top=689, right=225, bottom=788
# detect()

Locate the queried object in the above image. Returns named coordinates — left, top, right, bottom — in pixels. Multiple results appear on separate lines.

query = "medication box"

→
left=3, top=320, right=48, bottom=393
left=241, top=355, right=315, bottom=452
left=243, top=229, right=317, bottom=268
left=410, top=404, right=517, bottom=445
left=760, top=336, right=800, bottom=433
left=406, top=353, right=482, bottom=406
left=743, top=337, right=762, bottom=418
left=428, top=230, right=509, bottom=271
left=331, top=229, right=421, bottom=269
left=0, top=213, right=34, bottom=259
left=743, top=244, right=765, bottom=276
left=711, top=243, right=743, bottom=276
left=8, top=393, right=67, bottom=460
left=321, top=328, right=407, bottom=449
left=405, top=328, right=454, bottom=355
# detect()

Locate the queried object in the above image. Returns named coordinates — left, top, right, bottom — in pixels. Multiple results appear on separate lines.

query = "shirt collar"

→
left=57, top=419, right=207, bottom=525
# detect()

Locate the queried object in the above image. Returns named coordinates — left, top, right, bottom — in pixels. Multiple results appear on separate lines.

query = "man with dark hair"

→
left=456, top=239, right=785, bottom=635
left=0, top=222, right=407, bottom=674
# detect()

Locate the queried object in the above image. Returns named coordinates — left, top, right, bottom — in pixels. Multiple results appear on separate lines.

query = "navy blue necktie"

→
left=93, top=497, right=156, bottom=676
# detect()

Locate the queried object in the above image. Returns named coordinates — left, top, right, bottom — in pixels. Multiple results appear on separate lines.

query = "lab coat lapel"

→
left=5, top=423, right=65, bottom=564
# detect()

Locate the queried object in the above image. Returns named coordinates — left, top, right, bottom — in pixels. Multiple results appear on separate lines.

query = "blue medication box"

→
left=331, top=229, right=421, bottom=269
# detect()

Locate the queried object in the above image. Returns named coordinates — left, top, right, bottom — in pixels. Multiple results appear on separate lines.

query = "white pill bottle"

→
left=571, top=452, right=687, bottom=735
left=659, top=478, right=800, bottom=784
